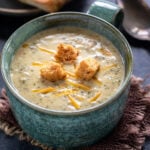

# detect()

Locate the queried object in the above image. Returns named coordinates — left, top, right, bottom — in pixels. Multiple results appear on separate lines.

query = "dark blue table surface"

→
left=0, top=0, right=150, bottom=149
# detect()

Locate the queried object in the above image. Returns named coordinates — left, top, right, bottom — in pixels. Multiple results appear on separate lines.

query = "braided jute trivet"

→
left=0, top=76, right=150, bottom=150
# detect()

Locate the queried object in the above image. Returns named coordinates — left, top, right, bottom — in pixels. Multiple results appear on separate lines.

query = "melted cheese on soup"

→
left=10, top=27, right=124, bottom=111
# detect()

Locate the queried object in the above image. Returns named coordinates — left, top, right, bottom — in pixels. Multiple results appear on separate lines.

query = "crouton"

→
left=55, top=43, right=79, bottom=64
left=75, top=58, right=100, bottom=80
left=40, top=62, right=66, bottom=82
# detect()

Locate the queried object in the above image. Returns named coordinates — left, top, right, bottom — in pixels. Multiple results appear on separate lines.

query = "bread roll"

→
left=19, top=0, right=69, bottom=12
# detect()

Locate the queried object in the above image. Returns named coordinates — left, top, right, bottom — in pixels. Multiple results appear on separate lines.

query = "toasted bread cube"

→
left=40, top=62, right=66, bottom=82
left=55, top=43, right=79, bottom=64
left=75, top=58, right=100, bottom=80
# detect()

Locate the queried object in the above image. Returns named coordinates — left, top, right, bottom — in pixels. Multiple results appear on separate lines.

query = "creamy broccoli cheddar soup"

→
left=10, top=27, right=124, bottom=111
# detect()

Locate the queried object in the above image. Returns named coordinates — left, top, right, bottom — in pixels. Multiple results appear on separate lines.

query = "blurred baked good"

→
left=19, top=0, right=70, bottom=12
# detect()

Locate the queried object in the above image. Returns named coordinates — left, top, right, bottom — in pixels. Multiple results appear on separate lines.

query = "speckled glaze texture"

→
left=1, top=0, right=132, bottom=149
left=6, top=86, right=129, bottom=148
left=88, top=0, right=124, bottom=26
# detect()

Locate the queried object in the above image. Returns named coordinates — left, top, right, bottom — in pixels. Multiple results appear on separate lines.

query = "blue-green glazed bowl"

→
left=1, top=1, right=132, bottom=149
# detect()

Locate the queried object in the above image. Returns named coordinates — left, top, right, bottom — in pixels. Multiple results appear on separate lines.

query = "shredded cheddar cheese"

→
left=32, top=87, right=56, bottom=94
left=32, top=61, right=52, bottom=67
left=55, top=89, right=77, bottom=96
left=92, top=77, right=102, bottom=86
left=32, top=61, right=43, bottom=66
left=67, top=95, right=80, bottom=109
left=88, top=91, right=101, bottom=102
left=74, top=95, right=85, bottom=101
left=66, top=71, right=76, bottom=78
left=38, top=46, right=56, bottom=54
left=66, top=79, right=91, bottom=91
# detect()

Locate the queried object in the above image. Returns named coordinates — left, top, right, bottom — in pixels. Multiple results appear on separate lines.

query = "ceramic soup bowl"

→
left=1, top=0, right=132, bottom=149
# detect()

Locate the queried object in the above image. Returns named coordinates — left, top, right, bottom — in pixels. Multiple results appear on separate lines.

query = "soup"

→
left=10, top=26, right=124, bottom=111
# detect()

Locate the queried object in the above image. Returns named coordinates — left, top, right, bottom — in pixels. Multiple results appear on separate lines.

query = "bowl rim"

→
left=1, top=12, right=133, bottom=116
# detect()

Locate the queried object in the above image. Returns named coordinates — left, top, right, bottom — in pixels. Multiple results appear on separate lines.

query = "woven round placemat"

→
left=0, top=76, right=150, bottom=150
